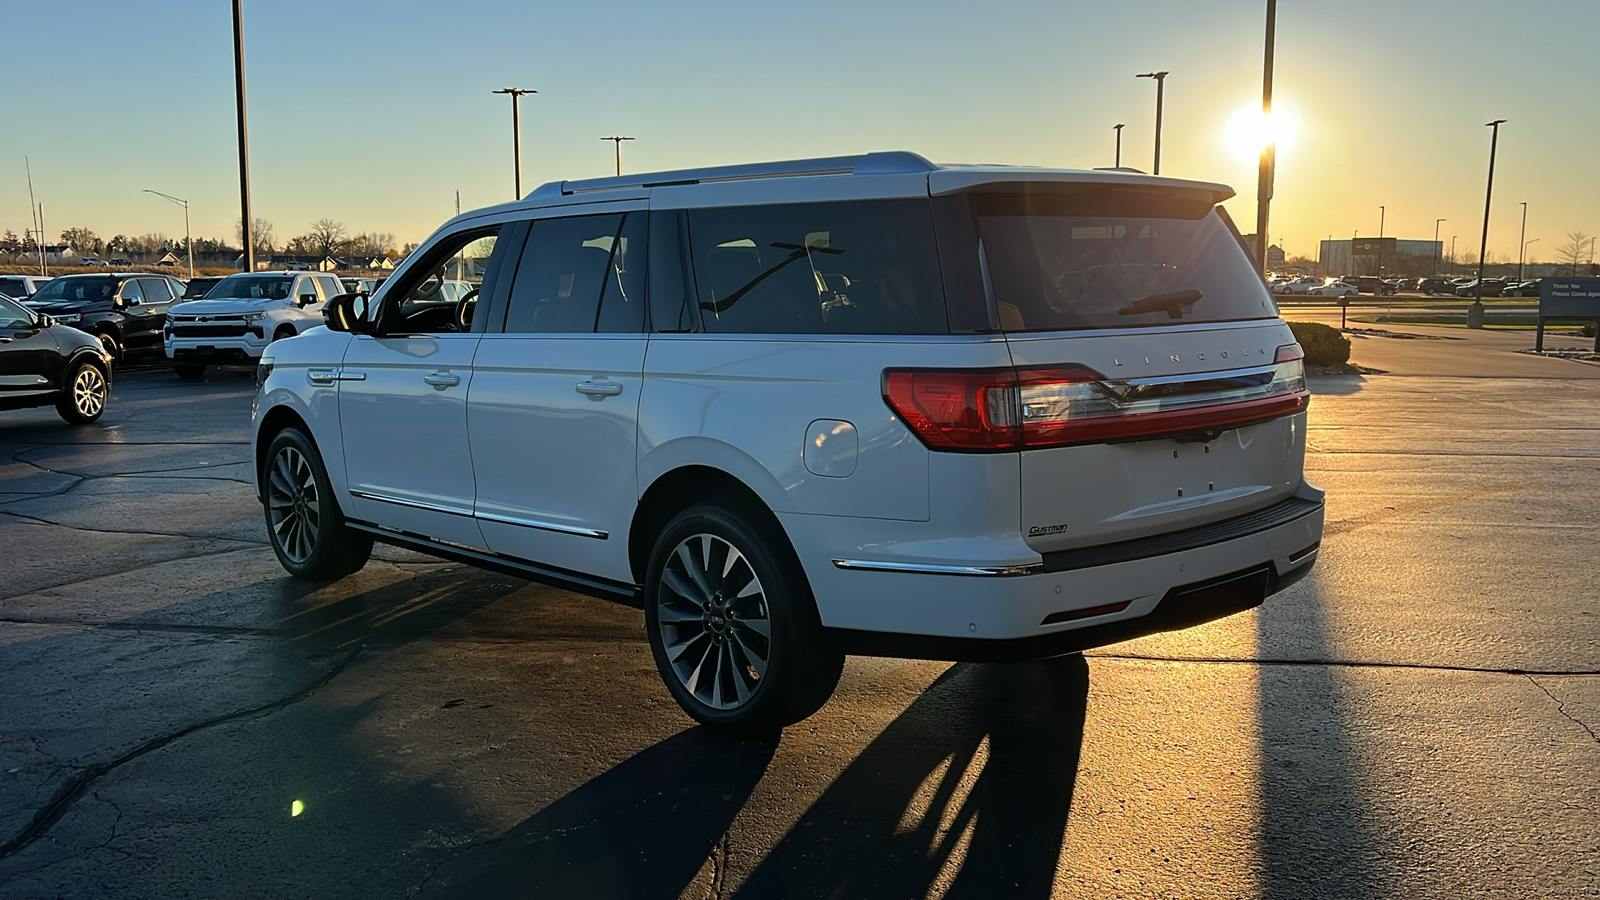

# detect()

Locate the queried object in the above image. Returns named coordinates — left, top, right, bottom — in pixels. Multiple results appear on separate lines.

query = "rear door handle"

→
left=575, top=380, right=623, bottom=397
left=424, top=371, right=461, bottom=388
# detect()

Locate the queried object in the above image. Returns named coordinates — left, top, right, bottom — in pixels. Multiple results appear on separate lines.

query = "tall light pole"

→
left=144, top=190, right=192, bottom=278
left=232, top=0, right=253, bottom=273
left=493, top=87, right=537, bottom=199
left=1471, top=119, right=1507, bottom=327
left=1114, top=123, right=1125, bottom=168
left=1254, top=0, right=1277, bottom=275
left=1433, top=218, right=1445, bottom=277
left=601, top=136, right=634, bottom=177
left=1450, top=235, right=1457, bottom=271
left=1516, top=201, right=1528, bottom=281
left=1136, top=71, right=1168, bottom=175
left=1521, top=238, right=1540, bottom=280
left=1377, top=205, right=1386, bottom=277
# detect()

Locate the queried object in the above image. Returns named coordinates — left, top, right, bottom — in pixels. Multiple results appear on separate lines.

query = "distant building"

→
left=1320, top=238, right=1444, bottom=277
left=1239, top=234, right=1285, bottom=270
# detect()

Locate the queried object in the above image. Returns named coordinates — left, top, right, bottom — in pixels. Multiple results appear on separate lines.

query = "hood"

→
left=169, top=298, right=294, bottom=316
left=29, top=300, right=110, bottom=314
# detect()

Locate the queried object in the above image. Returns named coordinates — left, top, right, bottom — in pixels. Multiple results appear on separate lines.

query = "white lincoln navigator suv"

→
left=253, top=152, right=1324, bottom=731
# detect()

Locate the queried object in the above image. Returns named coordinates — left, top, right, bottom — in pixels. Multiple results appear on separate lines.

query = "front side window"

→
left=0, top=296, right=34, bottom=328
left=685, top=200, right=947, bottom=335
left=503, top=213, right=644, bottom=334
left=119, top=279, right=144, bottom=305
left=380, top=229, right=499, bottom=334
left=969, top=188, right=1279, bottom=331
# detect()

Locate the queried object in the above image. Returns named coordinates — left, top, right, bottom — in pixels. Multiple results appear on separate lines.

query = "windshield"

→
left=29, top=275, right=118, bottom=304
left=204, top=275, right=294, bottom=300
left=969, top=189, right=1278, bottom=331
left=181, top=278, right=222, bottom=299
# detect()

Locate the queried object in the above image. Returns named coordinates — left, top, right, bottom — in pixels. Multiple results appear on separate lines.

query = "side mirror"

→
left=36, top=314, right=53, bottom=328
left=323, top=292, right=372, bottom=334
left=299, top=293, right=318, bottom=307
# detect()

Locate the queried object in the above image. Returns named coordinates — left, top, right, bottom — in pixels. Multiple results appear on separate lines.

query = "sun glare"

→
left=1226, top=104, right=1298, bottom=163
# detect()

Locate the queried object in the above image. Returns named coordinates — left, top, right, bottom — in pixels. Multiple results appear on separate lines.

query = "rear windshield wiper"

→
left=1117, top=289, right=1203, bottom=319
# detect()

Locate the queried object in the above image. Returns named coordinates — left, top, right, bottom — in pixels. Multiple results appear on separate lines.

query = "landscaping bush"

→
left=1287, top=321, right=1351, bottom=367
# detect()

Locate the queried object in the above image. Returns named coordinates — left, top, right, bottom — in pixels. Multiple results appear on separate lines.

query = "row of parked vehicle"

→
left=1269, top=273, right=1545, bottom=298
left=0, top=270, right=385, bottom=424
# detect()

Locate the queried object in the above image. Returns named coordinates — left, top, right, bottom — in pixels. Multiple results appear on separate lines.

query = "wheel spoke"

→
left=676, top=543, right=714, bottom=600
left=662, top=568, right=706, bottom=608
left=733, top=615, right=771, bottom=641
left=664, top=629, right=707, bottom=664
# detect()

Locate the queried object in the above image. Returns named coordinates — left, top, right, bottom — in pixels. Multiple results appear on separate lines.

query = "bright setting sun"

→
left=1226, top=102, right=1299, bottom=163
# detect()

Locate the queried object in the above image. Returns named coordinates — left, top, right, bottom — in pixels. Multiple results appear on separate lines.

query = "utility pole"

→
left=601, top=136, right=634, bottom=177
left=1254, top=0, right=1277, bottom=275
left=1471, top=119, right=1506, bottom=328
left=1522, top=238, right=1539, bottom=280
left=232, top=0, right=253, bottom=273
left=144, top=190, right=193, bottom=278
left=1433, top=218, right=1445, bottom=277
left=1450, top=235, right=1457, bottom=271
left=1136, top=71, right=1168, bottom=175
left=1114, top=123, right=1125, bottom=168
left=1516, top=201, right=1528, bottom=281
left=25, top=157, right=44, bottom=276
left=493, top=88, right=536, bottom=199
left=1378, top=206, right=1385, bottom=278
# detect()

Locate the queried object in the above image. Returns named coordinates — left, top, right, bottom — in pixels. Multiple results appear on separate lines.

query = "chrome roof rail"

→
left=538, top=150, right=938, bottom=197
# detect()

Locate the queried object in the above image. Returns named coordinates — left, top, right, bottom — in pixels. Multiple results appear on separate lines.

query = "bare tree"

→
left=346, top=232, right=395, bottom=259
left=1556, top=231, right=1591, bottom=275
left=308, top=219, right=348, bottom=260
left=60, top=227, right=102, bottom=254
left=236, top=217, right=276, bottom=256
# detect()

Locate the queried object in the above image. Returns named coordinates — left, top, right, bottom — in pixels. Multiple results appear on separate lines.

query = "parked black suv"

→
left=0, top=294, right=112, bottom=423
left=22, top=273, right=183, bottom=361
left=1357, top=275, right=1397, bottom=296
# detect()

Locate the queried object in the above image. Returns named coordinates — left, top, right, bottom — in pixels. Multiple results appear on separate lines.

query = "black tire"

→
left=173, top=364, right=206, bottom=379
left=55, top=360, right=109, bottom=424
left=96, top=331, right=121, bottom=363
left=644, top=504, right=844, bottom=733
left=262, top=427, right=373, bottom=581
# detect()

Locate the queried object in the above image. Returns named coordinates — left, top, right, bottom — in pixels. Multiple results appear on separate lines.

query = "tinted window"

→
left=120, top=280, right=144, bottom=304
left=181, top=278, right=220, bottom=299
left=968, top=189, right=1278, bottom=331
left=30, top=276, right=117, bottom=304
left=139, top=278, right=173, bottom=303
left=686, top=200, right=947, bottom=335
left=0, top=278, right=28, bottom=297
left=0, top=296, right=33, bottom=328
left=314, top=276, right=341, bottom=299
left=504, top=213, right=642, bottom=334
left=382, top=229, right=500, bottom=335
left=207, top=275, right=294, bottom=300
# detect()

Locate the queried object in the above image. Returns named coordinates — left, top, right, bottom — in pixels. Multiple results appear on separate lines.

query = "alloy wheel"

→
left=656, top=533, right=773, bottom=709
left=72, top=367, right=106, bottom=418
left=266, top=446, right=320, bottom=565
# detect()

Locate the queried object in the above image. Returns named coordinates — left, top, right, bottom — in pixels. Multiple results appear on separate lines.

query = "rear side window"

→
left=965, top=188, right=1278, bottom=331
left=685, top=200, right=947, bottom=335
left=504, top=213, right=644, bottom=333
left=139, top=278, right=173, bottom=303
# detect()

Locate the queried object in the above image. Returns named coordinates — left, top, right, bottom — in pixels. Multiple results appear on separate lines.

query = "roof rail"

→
left=540, top=151, right=937, bottom=198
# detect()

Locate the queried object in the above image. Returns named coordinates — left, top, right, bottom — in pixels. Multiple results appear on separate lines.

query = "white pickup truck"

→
left=164, top=271, right=343, bottom=378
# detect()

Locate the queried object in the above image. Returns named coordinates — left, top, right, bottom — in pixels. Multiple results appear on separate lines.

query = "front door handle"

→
left=308, top=368, right=337, bottom=385
left=575, top=380, right=623, bottom=397
left=424, top=371, right=461, bottom=388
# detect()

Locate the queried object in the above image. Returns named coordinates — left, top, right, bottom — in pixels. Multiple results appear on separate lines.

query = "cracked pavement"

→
left=1, top=356, right=1596, bottom=899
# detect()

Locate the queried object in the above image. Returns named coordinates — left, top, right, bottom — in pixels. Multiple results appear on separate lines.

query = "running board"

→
left=344, top=521, right=641, bottom=607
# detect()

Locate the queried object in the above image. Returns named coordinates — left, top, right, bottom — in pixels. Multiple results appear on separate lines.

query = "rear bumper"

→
left=783, top=489, right=1323, bottom=656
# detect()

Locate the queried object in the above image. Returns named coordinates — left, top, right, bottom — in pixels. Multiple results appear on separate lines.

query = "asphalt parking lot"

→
left=1, top=342, right=1597, bottom=899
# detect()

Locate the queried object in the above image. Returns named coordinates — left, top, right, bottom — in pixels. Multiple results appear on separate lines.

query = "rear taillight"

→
left=885, top=350, right=1310, bottom=452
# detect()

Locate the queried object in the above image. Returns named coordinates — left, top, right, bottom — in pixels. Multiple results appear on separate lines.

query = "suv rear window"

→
left=963, top=188, right=1278, bottom=332
left=686, top=200, right=947, bottom=335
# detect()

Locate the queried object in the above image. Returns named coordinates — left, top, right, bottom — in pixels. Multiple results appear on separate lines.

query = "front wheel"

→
left=56, top=361, right=108, bottom=424
left=262, top=427, right=373, bottom=580
left=96, top=332, right=121, bottom=362
left=645, top=505, right=843, bottom=733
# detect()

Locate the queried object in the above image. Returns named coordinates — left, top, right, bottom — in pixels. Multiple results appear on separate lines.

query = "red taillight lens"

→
left=882, top=368, right=1019, bottom=449
left=1274, top=343, right=1304, bottom=363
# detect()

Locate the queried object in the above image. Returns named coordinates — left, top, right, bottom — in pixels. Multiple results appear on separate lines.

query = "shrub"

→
left=1287, top=321, right=1351, bottom=367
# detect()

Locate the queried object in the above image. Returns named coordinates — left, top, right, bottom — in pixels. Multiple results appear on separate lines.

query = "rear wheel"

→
left=262, top=427, right=373, bottom=581
left=173, top=364, right=205, bottom=379
left=645, top=504, right=843, bottom=733
left=55, top=361, right=108, bottom=424
left=96, top=332, right=120, bottom=363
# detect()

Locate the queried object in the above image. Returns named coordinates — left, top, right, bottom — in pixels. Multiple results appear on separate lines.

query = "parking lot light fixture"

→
left=1114, top=123, right=1125, bottom=168
left=1136, top=72, right=1169, bottom=174
left=493, top=88, right=537, bottom=199
left=232, top=0, right=253, bottom=274
left=601, top=136, right=634, bottom=177
left=1517, top=202, right=1528, bottom=281
left=1472, top=119, right=1507, bottom=326
left=143, top=190, right=192, bottom=279
left=1522, top=238, right=1540, bottom=280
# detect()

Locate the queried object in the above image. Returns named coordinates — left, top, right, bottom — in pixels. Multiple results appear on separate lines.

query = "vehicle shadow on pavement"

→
left=420, top=726, right=779, bottom=899
left=732, top=655, right=1089, bottom=899
left=1257, top=578, right=1389, bottom=899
